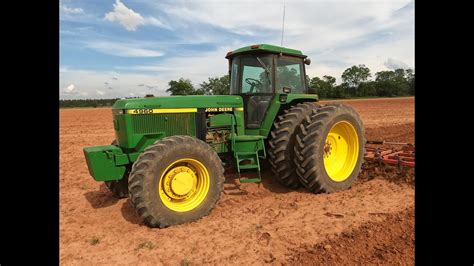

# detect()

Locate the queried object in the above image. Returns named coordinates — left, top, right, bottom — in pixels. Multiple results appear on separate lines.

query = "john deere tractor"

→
left=83, top=44, right=365, bottom=228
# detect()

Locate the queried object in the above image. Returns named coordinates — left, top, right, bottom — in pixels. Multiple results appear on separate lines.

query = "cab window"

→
left=277, top=57, right=305, bottom=93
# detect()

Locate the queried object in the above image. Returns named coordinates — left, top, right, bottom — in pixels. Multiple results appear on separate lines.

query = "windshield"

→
left=230, top=55, right=273, bottom=94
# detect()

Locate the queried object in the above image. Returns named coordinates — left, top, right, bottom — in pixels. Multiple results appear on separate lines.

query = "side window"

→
left=230, top=59, right=240, bottom=94
left=277, top=58, right=304, bottom=93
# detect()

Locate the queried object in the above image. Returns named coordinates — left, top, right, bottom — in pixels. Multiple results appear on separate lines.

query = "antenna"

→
left=280, top=4, right=285, bottom=47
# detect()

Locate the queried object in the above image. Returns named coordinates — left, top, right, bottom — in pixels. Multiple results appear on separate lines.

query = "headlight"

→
left=112, top=109, right=124, bottom=115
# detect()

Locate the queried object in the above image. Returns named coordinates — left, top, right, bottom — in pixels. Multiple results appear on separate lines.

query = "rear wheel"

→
left=128, top=136, right=225, bottom=228
left=267, top=102, right=320, bottom=188
left=294, top=104, right=365, bottom=193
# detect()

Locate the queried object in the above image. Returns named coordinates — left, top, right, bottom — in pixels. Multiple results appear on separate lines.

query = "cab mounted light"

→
left=251, top=44, right=260, bottom=49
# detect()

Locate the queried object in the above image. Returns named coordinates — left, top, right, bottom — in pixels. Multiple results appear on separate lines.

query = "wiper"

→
left=255, top=56, right=272, bottom=84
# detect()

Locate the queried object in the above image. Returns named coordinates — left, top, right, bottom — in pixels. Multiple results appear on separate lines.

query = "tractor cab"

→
left=226, top=44, right=310, bottom=128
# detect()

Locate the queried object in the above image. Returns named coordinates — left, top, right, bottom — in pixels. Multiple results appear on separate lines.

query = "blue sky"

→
left=60, top=0, right=414, bottom=99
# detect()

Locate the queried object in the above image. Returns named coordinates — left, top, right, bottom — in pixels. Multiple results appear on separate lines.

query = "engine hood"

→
left=113, top=95, right=243, bottom=110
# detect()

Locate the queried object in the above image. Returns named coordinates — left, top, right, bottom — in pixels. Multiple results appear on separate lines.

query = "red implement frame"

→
left=364, top=144, right=415, bottom=168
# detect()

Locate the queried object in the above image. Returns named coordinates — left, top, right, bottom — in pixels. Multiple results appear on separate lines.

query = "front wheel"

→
left=105, top=177, right=129, bottom=199
left=128, top=136, right=225, bottom=228
left=294, top=104, right=365, bottom=193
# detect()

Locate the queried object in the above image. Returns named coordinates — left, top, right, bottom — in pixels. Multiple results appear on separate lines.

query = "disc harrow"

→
left=364, top=140, right=415, bottom=168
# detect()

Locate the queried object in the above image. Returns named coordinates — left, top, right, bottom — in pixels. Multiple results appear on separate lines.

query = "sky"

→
left=60, top=0, right=414, bottom=99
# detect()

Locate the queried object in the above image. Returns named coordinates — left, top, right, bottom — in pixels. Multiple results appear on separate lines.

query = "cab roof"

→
left=225, top=44, right=306, bottom=59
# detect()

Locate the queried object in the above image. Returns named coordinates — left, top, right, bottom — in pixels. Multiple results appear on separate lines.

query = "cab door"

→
left=237, top=55, right=274, bottom=129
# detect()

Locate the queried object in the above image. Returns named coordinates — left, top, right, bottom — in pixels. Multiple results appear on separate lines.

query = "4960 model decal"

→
left=126, top=108, right=198, bottom=114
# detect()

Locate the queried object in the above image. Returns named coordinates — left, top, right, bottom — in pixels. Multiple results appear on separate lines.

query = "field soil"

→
left=60, top=96, right=414, bottom=265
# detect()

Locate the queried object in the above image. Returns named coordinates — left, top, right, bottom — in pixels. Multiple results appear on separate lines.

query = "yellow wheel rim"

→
left=158, top=158, right=210, bottom=212
left=323, top=121, right=359, bottom=182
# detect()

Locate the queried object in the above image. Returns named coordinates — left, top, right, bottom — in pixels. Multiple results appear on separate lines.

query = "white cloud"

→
left=115, top=65, right=172, bottom=72
left=59, top=47, right=233, bottom=99
left=150, top=0, right=414, bottom=82
left=104, top=0, right=168, bottom=31
left=60, top=69, right=169, bottom=99
left=145, top=17, right=170, bottom=29
left=60, top=4, right=84, bottom=14
left=60, top=66, right=69, bottom=76
left=85, top=41, right=164, bottom=57
left=65, top=84, right=76, bottom=93
left=62, top=83, right=89, bottom=97
left=119, top=46, right=235, bottom=88
left=384, top=58, right=409, bottom=70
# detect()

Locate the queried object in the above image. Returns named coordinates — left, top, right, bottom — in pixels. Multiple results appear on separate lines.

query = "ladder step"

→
left=239, top=178, right=262, bottom=183
left=236, top=151, right=259, bottom=156
left=238, top=164, right=259, bottom=169
left=237, top=157, right=256, bottom=163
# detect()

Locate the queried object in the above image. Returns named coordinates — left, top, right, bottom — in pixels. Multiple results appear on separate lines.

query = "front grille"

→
left=131, top=113, right=196, bottom=136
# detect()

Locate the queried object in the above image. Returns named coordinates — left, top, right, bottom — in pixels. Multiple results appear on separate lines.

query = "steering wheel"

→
left=245, top=78, right=262, bottom=93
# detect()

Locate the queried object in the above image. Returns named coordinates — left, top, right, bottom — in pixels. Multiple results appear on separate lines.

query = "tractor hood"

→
left=113, top=95, right=243, bottom=110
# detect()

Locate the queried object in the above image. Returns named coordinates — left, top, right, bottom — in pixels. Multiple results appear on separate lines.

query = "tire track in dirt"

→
left=287, top=207, right=414, bottom=265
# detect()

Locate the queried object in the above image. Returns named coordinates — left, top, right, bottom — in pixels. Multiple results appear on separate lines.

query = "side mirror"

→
left=304, top=58, right=311, bottom=65
left=282, top=87, right=292, bottom=94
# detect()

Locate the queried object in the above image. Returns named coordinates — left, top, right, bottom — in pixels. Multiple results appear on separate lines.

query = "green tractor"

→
left=83, top=44, right=365, bottom=228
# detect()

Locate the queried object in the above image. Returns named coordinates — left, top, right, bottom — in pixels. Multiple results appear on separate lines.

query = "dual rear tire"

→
left=268, top=102, right=365, bottom=193
left=294, top=104, right=365, bottom=193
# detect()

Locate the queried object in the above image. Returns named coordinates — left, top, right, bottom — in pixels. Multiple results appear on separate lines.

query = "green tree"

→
left=309, top=75, right=336, bottom=98
left=308, top=77, right=327, bottom=95
left=166, top=78, right=195, bottom=95
left=374, top=71, right=397, bottom=96
left=358, top=81, right=377, bottom=97
left=405, top=69, right=415, bottom=95
left=199, top=75, right=230, bottom=95
left=341, top=64, right=371, bottom=97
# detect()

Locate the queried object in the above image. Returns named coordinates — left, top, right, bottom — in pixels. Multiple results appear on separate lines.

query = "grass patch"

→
left=89, top=237, right=100, bottom=245
left=136, top=241, right=156, bottom=250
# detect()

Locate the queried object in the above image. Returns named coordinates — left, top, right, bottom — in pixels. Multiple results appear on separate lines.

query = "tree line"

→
left=309, top=65, right=414, bottom=99
left=166, top=64, right=414, bottom=98
left=60, top=98, right=120, bottom=108
left=60, top=64, right=414, bottom=108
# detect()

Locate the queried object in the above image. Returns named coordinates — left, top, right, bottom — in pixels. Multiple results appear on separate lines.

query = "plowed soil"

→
left=60, top=96, right=414, bottom=265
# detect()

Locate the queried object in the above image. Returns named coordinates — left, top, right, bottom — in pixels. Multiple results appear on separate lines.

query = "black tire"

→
left=294, top=104, right=365, bottom=193
left=128, top=135, right=225, bottom=228
left=104, top=140, right=129, bottom=198
left=105, top=174, right=129, bottom=199
left=268, top=102, right=320, bottom=188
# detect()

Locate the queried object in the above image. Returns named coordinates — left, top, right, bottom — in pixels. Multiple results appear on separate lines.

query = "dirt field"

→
left=60, top=97, right=414, bottom=265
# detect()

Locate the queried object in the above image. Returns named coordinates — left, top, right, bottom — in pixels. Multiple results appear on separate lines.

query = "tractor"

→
left=83, top=44, right=365, bottom=228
